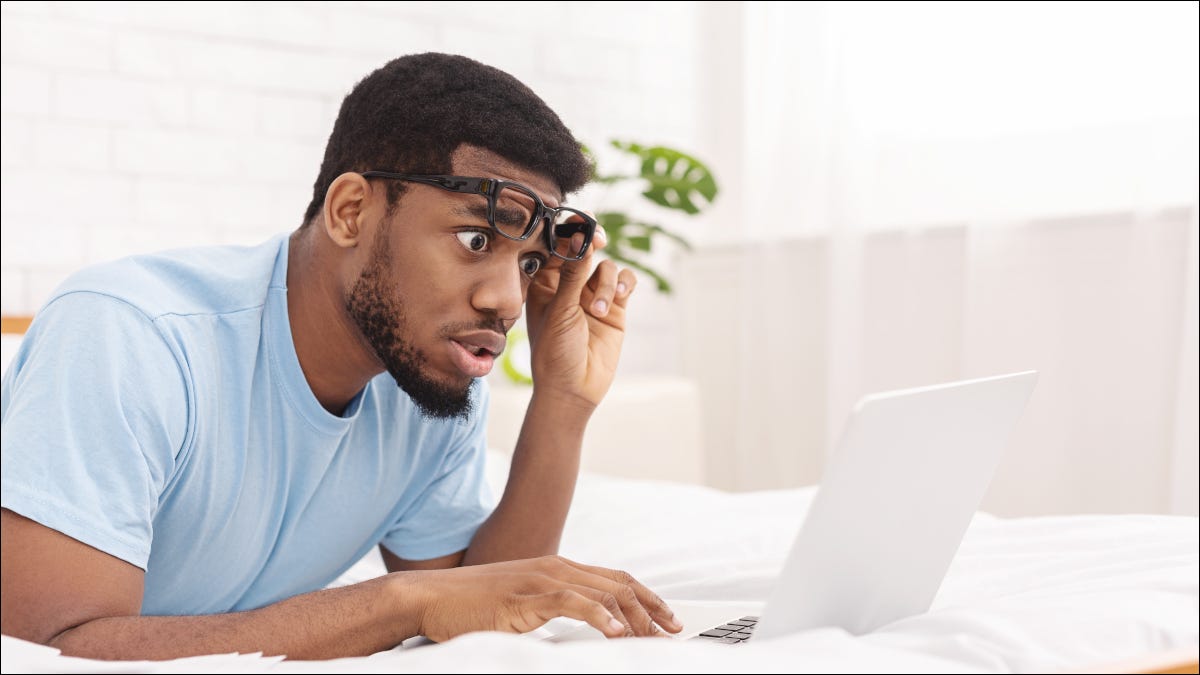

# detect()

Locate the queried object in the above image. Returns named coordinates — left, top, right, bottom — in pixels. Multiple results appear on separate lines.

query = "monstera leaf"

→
left=580, top=141, right=718, bottom=295
left=611, top=141, right=718, bottom=215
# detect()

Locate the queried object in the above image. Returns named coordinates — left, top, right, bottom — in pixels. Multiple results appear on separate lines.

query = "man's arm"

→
left=1, top=509, right=419, bottom=660
left=461, top=393, right=589, bottom=564
left=4, top=508, right=677, bottom=660
left=376, top=388, right=587, bottom=574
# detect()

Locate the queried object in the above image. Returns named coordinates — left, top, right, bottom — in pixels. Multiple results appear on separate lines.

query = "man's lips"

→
left=451, top=330, right=507, bottom=358
left=446, top=330, right=506, bottom=379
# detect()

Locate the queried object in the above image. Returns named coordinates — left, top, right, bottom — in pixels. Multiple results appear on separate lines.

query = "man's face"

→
left=344, top=146, right=562, bottom=420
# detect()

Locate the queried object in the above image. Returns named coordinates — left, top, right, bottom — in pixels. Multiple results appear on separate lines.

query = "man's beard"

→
left=345, top=224, right=474, bottom=421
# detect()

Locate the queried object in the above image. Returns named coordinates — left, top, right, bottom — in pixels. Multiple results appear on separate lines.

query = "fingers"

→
left=613, top=267, right=637, bottom=309
left=586, top=259, right=619, bottom=318
left=559, top=583, right=637, bottom=637
left=530, top=212, right=634, bottom=319
left=565, top=559, right=682, bottom=634
left=528, top=589, right=628, bottom=639
left=417, top=557, right=676, bottom=643
left=546, top=214, right=608, bottom=310
left=551, top=234, right=594, bottom=308
left=585, top=212, right=607, bottom=253
left=547, top=557, right=682, bottom=636
left=581, top=257, right=636, bottom=320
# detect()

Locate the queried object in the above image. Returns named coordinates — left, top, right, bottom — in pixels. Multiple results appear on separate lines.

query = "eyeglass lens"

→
left=493, top=183, right=592, bottom=259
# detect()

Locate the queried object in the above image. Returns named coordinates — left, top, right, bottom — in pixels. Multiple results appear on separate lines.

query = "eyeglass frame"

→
left=359, top=171, right=597, bottom=261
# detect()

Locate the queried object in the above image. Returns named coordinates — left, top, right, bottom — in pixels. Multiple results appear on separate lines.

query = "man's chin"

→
left=389, top=369, right=475, bottom=421
left=423, top=366, right=475, bottom=398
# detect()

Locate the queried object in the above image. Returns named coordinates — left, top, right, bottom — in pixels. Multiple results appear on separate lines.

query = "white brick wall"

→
left=0, top=0, right=711, bottom=384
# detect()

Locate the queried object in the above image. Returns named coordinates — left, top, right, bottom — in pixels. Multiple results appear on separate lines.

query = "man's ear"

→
left=322, top=173, right=371, bottom=249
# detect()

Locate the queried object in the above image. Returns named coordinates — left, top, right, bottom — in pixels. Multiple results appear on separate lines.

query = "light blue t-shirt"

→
left=0, top=234, right=494, bottom=615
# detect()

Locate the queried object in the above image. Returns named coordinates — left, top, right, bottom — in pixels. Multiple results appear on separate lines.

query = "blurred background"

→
left=1, top=1, right=1196, bottom=517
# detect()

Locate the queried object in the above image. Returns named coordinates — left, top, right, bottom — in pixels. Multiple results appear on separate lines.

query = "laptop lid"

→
left=755, top=371, right=1038, bottom=639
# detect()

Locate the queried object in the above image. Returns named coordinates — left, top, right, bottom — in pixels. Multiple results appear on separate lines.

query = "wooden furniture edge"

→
left=1, top=315, right=33, bottom=335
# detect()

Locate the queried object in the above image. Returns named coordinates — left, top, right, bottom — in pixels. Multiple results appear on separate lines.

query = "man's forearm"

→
left=464, top=391, right=592, bottom=565
left=46, top=573, right=419, bottom=661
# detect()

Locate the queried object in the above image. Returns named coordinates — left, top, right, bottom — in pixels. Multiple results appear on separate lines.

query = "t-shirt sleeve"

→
left=1, top=292, right=189, bottom=570
left=380, top=380, right=495, bottom=561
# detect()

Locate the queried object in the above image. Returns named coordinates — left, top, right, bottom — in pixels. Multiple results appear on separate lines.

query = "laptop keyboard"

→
left=690, top=616, right=759, bottom=644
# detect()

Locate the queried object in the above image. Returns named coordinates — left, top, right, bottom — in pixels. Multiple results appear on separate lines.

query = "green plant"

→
left=587, top=141, right=719, bottom=293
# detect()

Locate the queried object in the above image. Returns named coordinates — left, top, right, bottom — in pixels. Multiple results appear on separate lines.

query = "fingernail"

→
left=594, top=299, right=608, bottom=314
left=669, top=613, right=682, bottom=629
left=617, top=282, right=627, bottom=295
left=608, top=617, right=625, bottom=634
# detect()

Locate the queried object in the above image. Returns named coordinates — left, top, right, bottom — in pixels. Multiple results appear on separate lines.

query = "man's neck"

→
left=285, top=230, right=382, bottom=416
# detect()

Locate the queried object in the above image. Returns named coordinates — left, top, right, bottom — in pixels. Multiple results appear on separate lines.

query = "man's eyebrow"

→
left=451, top=202, right=530, bottom=229
left=451, top=203, right=490, bottom=221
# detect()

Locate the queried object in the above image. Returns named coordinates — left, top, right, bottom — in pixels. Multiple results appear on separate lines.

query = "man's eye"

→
left=455, top=230, right=490, bottom=252
left=520, top=256, right=544, bottom=277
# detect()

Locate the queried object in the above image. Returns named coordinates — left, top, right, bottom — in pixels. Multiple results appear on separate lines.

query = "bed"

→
left=8, top=447, right=1193, bottom=673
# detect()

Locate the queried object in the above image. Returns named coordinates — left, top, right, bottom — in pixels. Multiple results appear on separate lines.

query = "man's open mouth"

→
left=446, top=331, right=506, bottom=379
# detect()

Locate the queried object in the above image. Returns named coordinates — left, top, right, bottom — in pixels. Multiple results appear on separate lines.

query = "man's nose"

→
left=471, top=258, right=525, bottom=322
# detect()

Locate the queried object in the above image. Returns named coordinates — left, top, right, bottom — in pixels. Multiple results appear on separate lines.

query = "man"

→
left=0, top=52, right=681, bottom=660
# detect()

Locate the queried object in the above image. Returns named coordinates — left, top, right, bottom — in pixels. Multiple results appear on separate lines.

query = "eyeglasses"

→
left=360, top=172, right=597, bottom=261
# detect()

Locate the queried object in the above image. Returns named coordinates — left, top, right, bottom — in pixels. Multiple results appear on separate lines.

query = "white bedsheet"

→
left=4, top=451, right=1196, bottom=673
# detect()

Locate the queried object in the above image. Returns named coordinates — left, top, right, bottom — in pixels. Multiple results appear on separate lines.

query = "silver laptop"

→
left=540, top=371, right=1038, bottom=644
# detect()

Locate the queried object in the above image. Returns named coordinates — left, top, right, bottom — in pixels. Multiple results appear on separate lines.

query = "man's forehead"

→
left=450, top=146, right=563, bottom=207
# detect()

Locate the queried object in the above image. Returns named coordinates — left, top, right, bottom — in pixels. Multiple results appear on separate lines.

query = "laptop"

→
left=537, top=370, right=1039, bottom=644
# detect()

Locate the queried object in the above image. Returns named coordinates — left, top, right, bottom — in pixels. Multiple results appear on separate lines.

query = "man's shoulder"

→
left=49, top=235, right=288, bottom=322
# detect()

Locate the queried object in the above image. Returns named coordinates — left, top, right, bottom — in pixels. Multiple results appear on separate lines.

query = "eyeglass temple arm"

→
left=552, top=219, right=591, bottom=238
left=361, top=172, right=488, bottom=195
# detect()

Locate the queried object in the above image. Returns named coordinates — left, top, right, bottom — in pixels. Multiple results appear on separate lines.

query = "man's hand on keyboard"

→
left=399, top=555, right=683, bottom=642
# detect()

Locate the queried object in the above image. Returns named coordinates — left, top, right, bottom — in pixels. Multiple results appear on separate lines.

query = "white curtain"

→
left=681, top=1, right=1198, bottom=516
